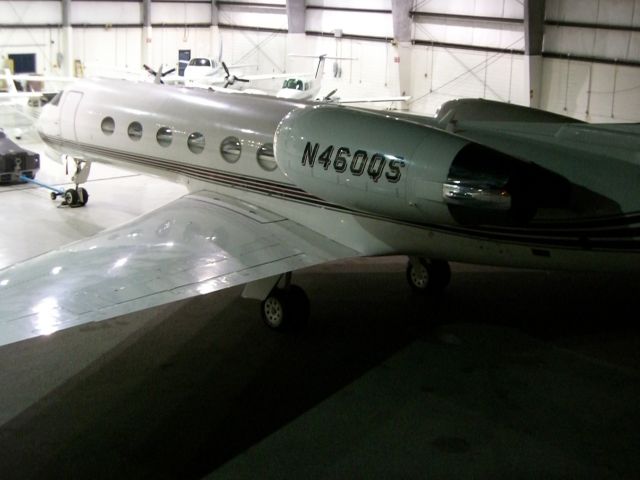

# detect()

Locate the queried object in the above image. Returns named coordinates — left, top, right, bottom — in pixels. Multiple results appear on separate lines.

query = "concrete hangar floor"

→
left=0, top=121, right=639, bottom=479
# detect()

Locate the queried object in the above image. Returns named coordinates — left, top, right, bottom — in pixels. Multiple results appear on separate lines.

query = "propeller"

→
left=322, top=89, right=338, bottom=102
left=221, top=62, right=250, bottom=88
left=143, top=64, right=176, bottom=84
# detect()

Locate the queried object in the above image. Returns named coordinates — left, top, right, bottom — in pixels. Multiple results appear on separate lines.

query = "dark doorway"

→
left=178, top=49, right=191, bottom=76
left=8, top=53, right=36, bottom=74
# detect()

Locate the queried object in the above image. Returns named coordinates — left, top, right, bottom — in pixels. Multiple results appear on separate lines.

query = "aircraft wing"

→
left=332, top=95, right=411, bottom=104
left=0, top=91, right=48, bottom=99
left=189, top=83, right=268, bottom=95
left=8, top=74, right=76, bottom=83
left=201, top=72, right=310, bottom=86
left=0, top=191, right=359, bottom=348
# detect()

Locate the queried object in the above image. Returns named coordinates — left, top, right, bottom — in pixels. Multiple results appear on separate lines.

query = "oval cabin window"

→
left=257, top=143, right=277, bottom=171
left=127, top=121, right=143, bottom=141
left=188, top=132, right=205, bottom=154
left=156, top=127, right=172, bottom=147
left=101, top=117, right=115, bottom=136
left=220, top=136, right=241, bottom=163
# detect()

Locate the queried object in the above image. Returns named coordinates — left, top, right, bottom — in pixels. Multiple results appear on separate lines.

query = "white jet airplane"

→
left=0, top=79, right=639, bottom=348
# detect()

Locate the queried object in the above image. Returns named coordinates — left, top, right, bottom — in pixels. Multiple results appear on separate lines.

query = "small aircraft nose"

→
left=276, top=89, right=300, bottom=99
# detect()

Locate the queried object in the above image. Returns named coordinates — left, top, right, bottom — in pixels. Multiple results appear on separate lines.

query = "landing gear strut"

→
left=406, top=257, right=451, bottom=294
left=260, top=273, right=310, bottom=331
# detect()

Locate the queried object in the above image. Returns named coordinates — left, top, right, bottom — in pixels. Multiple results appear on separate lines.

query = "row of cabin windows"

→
left=100, top=116, right=277, bottom=171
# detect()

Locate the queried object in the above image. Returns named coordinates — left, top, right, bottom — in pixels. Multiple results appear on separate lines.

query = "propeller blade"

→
left=162, top=68, right=176, bottom=77
left=143, top=64, right=156, bottom=75
left=222, top=62, right=230, bottom=76
left=237, top=78, right=250, bottom=83
left=224, top=81, right=231, bottom=88
left=323, top=88, right=338, bottom=101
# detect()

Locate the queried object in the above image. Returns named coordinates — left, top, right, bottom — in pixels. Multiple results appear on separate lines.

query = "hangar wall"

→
left=1, top=0, right=638, bottom=122
left=543, top=0, right=640, bottom=122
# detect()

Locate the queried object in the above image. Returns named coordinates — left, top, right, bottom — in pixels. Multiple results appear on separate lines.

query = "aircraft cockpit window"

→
left=189, top=58, right=211, bottom=67
left=220, top=136, right=241, bottom=163
left=127, top=121, right=143, bottom=141
left=296, top=80, right=303, bottom=91
left=257, top=143, right=277, bottom=172
left=156, top=127, right=172, bottom=147
left=101, top=116, right=115, bottom=136
left=50, top=91, right=63, bottom=106
left=283, top=79, right=298, bottom=89
left=188, top=132, right=205, bottom=154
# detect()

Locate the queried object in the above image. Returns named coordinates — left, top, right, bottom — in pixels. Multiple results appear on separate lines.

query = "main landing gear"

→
left=260, top=273, right=310, bottom=332
left=248, top=257, right=451, bottom=333
left=405, top=257, right=451, bottom=294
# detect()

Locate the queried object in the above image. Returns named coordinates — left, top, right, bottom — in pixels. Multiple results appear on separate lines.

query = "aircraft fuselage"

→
left=37, top=78, right=640, bottom=272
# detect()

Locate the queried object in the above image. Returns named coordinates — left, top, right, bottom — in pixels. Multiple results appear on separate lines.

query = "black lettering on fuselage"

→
left=318, top=145, right=334, bottom=170
left=302, top=142, right=319, bottom=166
left=386, top=159, right=405, bottom=183
left=333, top=147, right=350, bottom=173
left=367, top=153, right=386, bottom=183
left=300, top=141, right=405, bottom=184
left=350, top=150, right=368, bottom=176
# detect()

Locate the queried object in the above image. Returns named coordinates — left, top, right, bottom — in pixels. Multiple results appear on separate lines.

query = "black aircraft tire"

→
left=78, top=187, right=89, bottom=206
left=64, top=188, right=78, bottom=206
left=406, top=258, right=451, bottom=294
left=261, top=285, right=310, bottom=332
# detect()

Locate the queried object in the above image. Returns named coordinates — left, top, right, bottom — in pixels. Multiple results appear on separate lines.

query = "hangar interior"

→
left=2, top=0, right=640, bottom=121
left=1, top=1, right=640, bottom=479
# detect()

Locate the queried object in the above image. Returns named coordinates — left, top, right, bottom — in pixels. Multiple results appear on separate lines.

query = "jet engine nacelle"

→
left=274, top=105, right=569, bottom=226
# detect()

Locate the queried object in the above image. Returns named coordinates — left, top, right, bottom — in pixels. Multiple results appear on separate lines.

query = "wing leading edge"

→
left=0, top=191, right=358, bottom=348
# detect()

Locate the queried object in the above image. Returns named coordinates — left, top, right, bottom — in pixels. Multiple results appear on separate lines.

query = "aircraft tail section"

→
left=288, top=54, right=356, bottom=82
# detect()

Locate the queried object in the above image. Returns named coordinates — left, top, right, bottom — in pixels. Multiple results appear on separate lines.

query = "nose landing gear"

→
left=57, top=186, right=89, bottom=207
left=25, top=156, right=92, bottom=207
left=53, top=156, right=91, bottom=207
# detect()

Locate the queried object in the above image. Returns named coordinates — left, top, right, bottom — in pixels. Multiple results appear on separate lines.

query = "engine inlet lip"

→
left=443, top=180, right=512, bottom=211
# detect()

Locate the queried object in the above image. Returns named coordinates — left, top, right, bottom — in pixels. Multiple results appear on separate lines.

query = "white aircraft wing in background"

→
left=0, top=69, right=67, bottom=134
left=326, top=95, right=411, bottom=104
left=0, top=191, right=358, bottom=348
left=0, top=69, right=75, bottom=95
